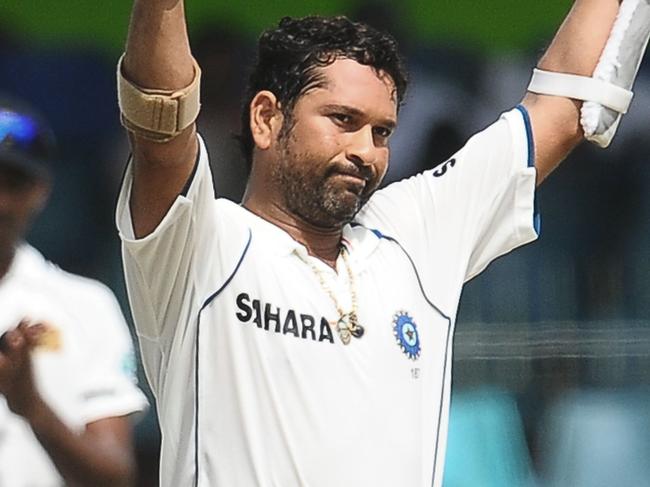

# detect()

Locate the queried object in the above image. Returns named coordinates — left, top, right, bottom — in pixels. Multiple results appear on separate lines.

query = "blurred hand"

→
left=0, top=321, right=45, bottom=417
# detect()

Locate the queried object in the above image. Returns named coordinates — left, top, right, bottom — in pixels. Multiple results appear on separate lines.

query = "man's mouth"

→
left=336, top=171, right=367, bottom=184
left=330, top=164, right=371, bottom=189
left=331, top=172, right=368, bottom=196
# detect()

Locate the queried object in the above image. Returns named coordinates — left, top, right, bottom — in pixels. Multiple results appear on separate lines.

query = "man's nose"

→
left=345, top=125, right=377, bottom=167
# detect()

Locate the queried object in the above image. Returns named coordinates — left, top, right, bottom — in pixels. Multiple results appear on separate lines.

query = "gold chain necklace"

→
left=297, top=246, right=365, bottom=345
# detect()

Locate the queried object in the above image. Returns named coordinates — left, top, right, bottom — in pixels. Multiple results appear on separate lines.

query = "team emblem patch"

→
left=35, top=322, right=62, bottom=352
left=392, top=311, right=420, bottom=360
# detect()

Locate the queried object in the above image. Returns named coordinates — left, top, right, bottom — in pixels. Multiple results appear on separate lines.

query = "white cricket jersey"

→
left=0, top=244, right=148, bottom=487
left=117, top=106, right=538, bottom=487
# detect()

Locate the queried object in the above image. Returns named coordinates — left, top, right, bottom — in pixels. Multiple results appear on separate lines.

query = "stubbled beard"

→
left=272, top=138, right=371, bottom=228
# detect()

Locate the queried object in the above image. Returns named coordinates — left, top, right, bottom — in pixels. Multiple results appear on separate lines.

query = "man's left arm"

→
left=522, top=0, right=621, bottom=184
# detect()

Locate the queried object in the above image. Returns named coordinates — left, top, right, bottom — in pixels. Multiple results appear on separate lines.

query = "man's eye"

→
left=331, top=113, right=352, bottom=124
left=373, top=127, right=392, bottom=138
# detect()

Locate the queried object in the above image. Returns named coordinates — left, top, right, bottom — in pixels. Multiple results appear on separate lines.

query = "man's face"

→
left=271, top=58, right=397, bottom=228
left=0, top=165, right=48, bottom=255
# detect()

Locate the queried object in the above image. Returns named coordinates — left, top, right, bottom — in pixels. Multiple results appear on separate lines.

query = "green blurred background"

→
left=0, top=0, right=569, bottom=54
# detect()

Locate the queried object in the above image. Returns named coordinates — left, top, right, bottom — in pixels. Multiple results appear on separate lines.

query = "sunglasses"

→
left=0, top=110, right=40, bottom=149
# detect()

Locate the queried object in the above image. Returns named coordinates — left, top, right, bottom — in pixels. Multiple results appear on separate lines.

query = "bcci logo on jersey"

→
left=392, top=311, right=420, bottom=361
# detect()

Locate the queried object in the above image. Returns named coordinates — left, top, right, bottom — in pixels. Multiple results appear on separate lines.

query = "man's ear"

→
left=249, top=90, right=284, bottom=151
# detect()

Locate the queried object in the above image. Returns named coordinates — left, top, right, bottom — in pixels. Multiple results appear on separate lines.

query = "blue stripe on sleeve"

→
left=515, top=104, right=535, bottom=168
left=514, top=104, right=541, bottom=234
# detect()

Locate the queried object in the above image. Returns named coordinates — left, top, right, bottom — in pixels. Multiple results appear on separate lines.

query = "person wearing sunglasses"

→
left=0, top=97, right=148, bottom=486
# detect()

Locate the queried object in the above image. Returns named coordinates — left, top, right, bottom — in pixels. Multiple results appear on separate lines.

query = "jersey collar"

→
left=227, top=201, right=382, bottom=264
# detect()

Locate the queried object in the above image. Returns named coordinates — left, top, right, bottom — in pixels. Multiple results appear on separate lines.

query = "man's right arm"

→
left=122, top=0, right=198, bottom=238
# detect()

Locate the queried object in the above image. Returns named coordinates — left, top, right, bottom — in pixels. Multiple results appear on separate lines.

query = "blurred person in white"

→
left=0, top=96, right=148, bottom=486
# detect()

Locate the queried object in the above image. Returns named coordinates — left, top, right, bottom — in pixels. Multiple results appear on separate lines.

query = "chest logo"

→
left=393, top=311, right=420, bottom=361
left=34, top=322, right=62, bottom=352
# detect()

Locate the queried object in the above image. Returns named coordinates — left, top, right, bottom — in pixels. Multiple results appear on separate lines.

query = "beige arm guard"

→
left=117, top=54, right=201, bottom=142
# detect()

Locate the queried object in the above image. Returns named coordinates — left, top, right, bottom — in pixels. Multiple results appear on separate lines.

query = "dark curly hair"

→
left=237, top=15, right=408, bottom=168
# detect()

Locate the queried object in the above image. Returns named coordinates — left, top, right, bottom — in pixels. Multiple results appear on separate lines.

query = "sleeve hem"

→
left=80, top=395, right=149, bottom=426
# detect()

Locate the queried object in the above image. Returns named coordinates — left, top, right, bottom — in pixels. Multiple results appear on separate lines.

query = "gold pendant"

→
left=335, top=313, right=364, bottom=345
left=348, top=312, right=365, bottom=339
left=336, top=314, right=353, bottom=345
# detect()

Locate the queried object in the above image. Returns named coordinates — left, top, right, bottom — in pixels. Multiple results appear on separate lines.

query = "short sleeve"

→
left=356, top=106, right=539, bottom=291
left=115, top=135, right=249, bottom=344
left=74, top=283, right=148, bottom=425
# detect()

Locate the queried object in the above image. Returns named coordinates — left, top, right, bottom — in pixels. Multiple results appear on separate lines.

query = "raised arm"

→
left=122, top=0, right=198, bottom=237
left=522, top=0, right=621, bottom=184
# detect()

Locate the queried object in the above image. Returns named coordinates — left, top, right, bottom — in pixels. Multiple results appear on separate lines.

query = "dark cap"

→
left=0, top=97, right=56, bottom=180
